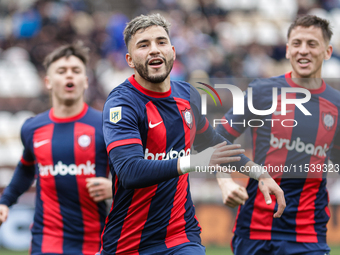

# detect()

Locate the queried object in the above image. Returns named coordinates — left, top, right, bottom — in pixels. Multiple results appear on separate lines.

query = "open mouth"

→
left=148, top=58, right=164, bottom=67
left=65, top=82, right=75, bottom=90
left=298, top=59, right=310, bottom=65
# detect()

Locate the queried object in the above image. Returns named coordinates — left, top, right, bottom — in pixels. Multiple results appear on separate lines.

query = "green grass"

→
left=1, top=246, right=340, bottom=255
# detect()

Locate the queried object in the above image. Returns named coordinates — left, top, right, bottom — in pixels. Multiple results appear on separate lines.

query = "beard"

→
left=134, top=56, right=174, bottom=83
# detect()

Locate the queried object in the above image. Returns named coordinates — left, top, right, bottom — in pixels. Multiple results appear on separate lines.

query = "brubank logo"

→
left=145, top=148, right=191, bottom=160
left=270, top=134, right=328, bottom=157
left=197, top=83, right=312, bottom=127
left=38, top=161, right=95, bottom=176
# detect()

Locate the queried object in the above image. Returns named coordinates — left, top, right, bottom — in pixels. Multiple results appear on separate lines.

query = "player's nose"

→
left=149, top=41, right=161, bottom=55
left=298, top=42, right=309, bottom=55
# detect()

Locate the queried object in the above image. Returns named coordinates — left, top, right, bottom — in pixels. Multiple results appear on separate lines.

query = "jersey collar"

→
left=49, top=103, right=88, bottom=123
left=285, top=72, right=326, bottom=94
left=128, top=75, right=172, bottom=98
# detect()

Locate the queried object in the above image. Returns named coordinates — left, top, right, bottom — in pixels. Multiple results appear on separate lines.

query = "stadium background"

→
left=0, top=0, right=340, bottom=254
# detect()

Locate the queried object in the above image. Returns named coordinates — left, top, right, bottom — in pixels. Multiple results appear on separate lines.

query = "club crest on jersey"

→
left=78, top=134, right=91, bottom=148
left=182, top=108, right=193, bottom=129
left=110, top=107, right=122, bottom=124
left=322, top=112, right=336, bottom=130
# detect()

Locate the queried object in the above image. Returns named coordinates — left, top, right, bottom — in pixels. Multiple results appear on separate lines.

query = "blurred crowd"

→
left=1, top=0, right=340, bottom=112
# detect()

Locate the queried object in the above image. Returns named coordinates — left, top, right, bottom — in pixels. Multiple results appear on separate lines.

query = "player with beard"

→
left=99, top=14, right=285, bottom=255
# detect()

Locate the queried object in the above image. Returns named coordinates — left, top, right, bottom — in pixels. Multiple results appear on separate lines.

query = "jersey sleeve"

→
left=103, top=90, right=143, bottom=153
left=103, top=90, right=179, bottom=189
left=216, top=80, right=261, bottom=142
left=0, top=120, right=35, bottom=207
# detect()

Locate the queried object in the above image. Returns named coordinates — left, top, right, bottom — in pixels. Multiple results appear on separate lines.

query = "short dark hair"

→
left=287, top=15, right=333, bottom=42
left=123, top=13, right=171, bottom=48
left=43, top=41, right=90, bottom=70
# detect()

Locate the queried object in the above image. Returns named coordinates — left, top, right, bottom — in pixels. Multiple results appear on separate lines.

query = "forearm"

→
left=0, top=163, right=35, bottom=207
left=110, top=145, right=179, bottom=189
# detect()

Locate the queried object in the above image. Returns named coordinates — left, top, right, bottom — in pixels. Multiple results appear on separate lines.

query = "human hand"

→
left=86, top=177, right=113, bottom=202
left=0, top=204, right=9, bottom=226
left=217, top=173, right=248, bottom=208
left=258, top=174, right=286, bottom=218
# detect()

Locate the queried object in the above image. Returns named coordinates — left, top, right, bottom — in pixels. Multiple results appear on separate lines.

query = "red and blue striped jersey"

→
left=216, top=72, right=340, bottom=243
left=0, top=103, right=109, bottom=255
left=101, top=75, right=250, bottom=255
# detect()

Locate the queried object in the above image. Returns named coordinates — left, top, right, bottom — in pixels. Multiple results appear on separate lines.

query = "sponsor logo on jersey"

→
left=33, top=139, right=50, bottom=148
left=38, top=160, right=95, bottom=176
left=270, top=133, right=329, bottom=157
left=144, top=147, right=191, bottom=160
left=78, top=134, right=91, bottom=148
left=110, top=107, right=122, bottom=123
left=322, top=112, right=336, bottom=131
left=149, top=120, right=163, bottom=129
left=181, top=108, right=193, bottom=129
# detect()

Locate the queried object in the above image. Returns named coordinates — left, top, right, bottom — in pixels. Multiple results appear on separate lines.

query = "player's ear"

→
left=126, top=53, right=135, bottom=68
left=84, top=76, right=89, bottom=90
left=285, top=43, right=290, bottom=59
left=172, top=45, right=176, bottom=61
left=324, top=44, right=333, bottom=60
left=44, top=76, right=52, bottom=90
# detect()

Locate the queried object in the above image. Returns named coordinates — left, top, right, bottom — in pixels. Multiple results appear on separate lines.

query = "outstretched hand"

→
left=209, top=141, right=245, bottom=166
left=86, top=177, right=113, bottom=202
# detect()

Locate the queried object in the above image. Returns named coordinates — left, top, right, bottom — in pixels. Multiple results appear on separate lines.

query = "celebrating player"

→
left=0, top=42, right=112, bottom=255
left=99, top=13, right=285, bottom=255
left=216, top=15, right=340, bottom=254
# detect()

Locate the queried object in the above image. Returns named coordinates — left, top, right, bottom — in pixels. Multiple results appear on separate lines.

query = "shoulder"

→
left=22, top=110, right=50, bottom=133
left=85, top=106, right=102, bottom=119
left=323, top=84, right=340, bottom=108
left=248, top=75, right=286, bottom=90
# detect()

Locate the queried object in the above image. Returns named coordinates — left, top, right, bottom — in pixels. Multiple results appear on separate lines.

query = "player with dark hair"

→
left=0, top=42, right=112, bottom=255
left=99, top=13, right=285, bottom=255
left=216, top=15, right=340, bottom=255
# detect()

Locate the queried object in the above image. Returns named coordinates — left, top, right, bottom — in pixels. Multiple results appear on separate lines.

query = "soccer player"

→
left=100, top=14, right=285, bottom=255
left=216, top=15, right=340, bottom=255
left=0, top=42, right=112, bottom=255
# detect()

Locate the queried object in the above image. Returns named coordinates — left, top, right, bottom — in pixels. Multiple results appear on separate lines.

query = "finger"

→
left=273, top=191, right=286, bottom=218
left=218, top=144, right=242, bottom=151
left=226, top=200, right=239, bottom=208
left=0, top=212, right=8, bottom=224
left=234, top=188, right=249, bottom=201
left=212, top=141, right=227, bottom=149
left=214, top=156, right=241, bottom=165
left=261, top=188, right=272, bottom=205
left=217, top=149, right=245, bottom=157
left=227, top=195, right=245, bottom=206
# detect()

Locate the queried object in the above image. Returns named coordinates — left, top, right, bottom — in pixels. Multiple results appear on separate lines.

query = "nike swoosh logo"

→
left=273, top=110, right=293, bottom=115
left=149, top=121, right=163, bottom=129
left=34, top=139, right=50, bottom=148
